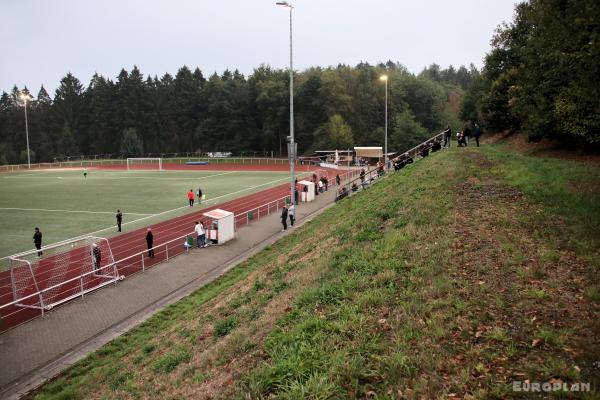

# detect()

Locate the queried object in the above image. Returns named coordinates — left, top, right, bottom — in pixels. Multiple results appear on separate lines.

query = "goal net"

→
left=127, top=158, right=163, bottom=171
left=9, top=236, right=119, bottom=312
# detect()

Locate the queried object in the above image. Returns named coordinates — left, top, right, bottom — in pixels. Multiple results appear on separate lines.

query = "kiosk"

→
left=298, top=180, right=315, bottom=202
left=203, top=209, right=235, bottom=244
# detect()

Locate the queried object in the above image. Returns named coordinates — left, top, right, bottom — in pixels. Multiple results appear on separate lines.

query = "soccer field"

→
left=0, top=168, right=291, bottom=259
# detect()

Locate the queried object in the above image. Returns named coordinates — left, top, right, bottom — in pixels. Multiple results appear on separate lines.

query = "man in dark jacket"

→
left=92, top=243, right=102, bottom=273
left=474, top=123, right=481, bottom=147
left=146, top=228, right=155, bottom=258
left=443, top=125, right=452, bottom=147
left=33, top=227, right=42, bottom=257
left=281, top=205, right=288, bottom=231
left=116, top=210, right=123, bottom=232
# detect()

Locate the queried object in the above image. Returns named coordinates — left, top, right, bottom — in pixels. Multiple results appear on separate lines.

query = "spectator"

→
left=351, top=182, right=358, bottom=192
left=146, top=228, right=155, bottom=258
left=474, top=123, right=481, bottom=147
left=336, top=174, right=341, bottom=186
left=187, top=189, right=195, bottom=207
left=33, top=227, right=43, bottom=257
left=443, top=125, right=452, bottom=147
left=463, top=124, right=472, bottom=146
left=360, top=168, right=366, bottom=182
left=195, top=221, right=206, bottom=248
left=281, top=205, right=288, bottom=231
left=318, top=179, right=324, bottom=193
left=288, top=203, right=295, bottom=226
left=197, top=187, right=203, bottom=205
left=92, top=243, right=101, bottom=274
left=116, top=210, right=123, bottom=232
left=457, top=131, right=467, bottom=147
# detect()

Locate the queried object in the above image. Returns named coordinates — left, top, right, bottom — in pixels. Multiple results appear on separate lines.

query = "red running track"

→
left=0, top=166, right=352, bottom=332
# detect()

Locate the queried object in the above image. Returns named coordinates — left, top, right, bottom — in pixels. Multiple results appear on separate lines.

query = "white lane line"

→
left=0, top=207, right=152, bottom=216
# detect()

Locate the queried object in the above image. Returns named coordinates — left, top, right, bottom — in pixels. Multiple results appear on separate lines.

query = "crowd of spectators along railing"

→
left=334, top=132, right=446, bottom=202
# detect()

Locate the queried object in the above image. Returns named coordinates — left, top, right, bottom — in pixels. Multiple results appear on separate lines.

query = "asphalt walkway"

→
left=0, top=188, right=338, bottom=399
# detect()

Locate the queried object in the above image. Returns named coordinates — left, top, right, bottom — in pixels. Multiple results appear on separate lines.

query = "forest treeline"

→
left=461, top=0, right=600, bottom=146
left=0, top=62, right=476, bottom=164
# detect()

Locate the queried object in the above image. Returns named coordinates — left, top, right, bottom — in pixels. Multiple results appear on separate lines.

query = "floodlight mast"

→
left=19, top=91, right=33, bottom=168
left=380, top=75, right=388, bottom=170
left=276, top=0, right=296, bottom=206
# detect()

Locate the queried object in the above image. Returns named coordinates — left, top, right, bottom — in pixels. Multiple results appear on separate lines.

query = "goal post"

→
left=9, top=236, right=120, bottom=313
left=127, top=157, right=163, bottom=171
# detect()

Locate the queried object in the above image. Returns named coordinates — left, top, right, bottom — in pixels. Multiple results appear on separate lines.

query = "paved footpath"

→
left=0, top=189, right=338, bottom=399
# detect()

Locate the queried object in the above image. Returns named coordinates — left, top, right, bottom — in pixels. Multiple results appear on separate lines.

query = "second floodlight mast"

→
left=276, top=1, right=296, bottom=206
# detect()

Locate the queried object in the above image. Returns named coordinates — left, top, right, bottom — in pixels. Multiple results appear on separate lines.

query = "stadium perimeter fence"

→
left=0, top=157, right=314, bottom=172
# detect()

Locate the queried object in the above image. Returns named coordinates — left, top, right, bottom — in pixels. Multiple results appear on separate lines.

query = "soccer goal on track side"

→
left=9, top=236, right=122, bottom=315
left=127, top=157, right=163, bottom=171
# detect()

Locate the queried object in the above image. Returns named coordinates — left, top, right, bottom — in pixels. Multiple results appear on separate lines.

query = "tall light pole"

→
left=19, top=91, right=33, bottom=168
left=379, top=75, right=388, bottom=170
left=276, top=1, right=296, bottom=206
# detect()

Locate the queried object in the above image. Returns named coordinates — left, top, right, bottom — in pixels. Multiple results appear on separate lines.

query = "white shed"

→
left=298, top=180, right=315, bottom=202
left=203, top=208, right=235, bottom=244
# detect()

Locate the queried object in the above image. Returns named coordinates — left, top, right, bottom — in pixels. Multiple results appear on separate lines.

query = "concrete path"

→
left=0, top=188, right=338, bottom=399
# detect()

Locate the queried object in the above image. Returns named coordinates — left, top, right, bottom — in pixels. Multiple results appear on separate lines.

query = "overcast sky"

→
left=1, top=0, right=517, bottom=95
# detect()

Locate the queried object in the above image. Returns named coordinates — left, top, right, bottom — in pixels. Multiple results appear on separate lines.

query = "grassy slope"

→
left=0, top=170, right=289, bottom=258
left=29, top=146, right=599, bottom=399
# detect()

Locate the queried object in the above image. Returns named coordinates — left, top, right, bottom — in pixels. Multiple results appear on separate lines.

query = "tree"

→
left=390, top=110, right=429, bottom=150
left=313, top=114, right=354, bottom=150
left=119, top=128, right=144, bottom=156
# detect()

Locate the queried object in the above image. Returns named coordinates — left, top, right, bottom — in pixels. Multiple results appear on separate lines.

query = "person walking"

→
left=145, top=228, right=155, bottom=258
left=474, top=123, right=481, bottom=147
left=33, top=227, right=43, bottom=257
left=288, top=203, right=295, bottom=227
left=443, top=125, right=452, bottom=148
left=336, top=174, right=341, bottom=186
left=197, top=187, right=203, bottom=205
left=463, top=124, right=472, bottom=146
left=92, top=243, right=102, bottom=274
left=281, top=205, right=288, bottom=231
left=195, top=221, right=206, bottom=248
left=116, top=210, right=123, bottom=232
left=187, top=189, right=195, bottom=207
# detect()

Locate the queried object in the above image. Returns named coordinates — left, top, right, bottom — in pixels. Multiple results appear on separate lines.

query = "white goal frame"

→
left=126, top=157, right=163, bottom=171
left=9, top=236, right=121, bottom=315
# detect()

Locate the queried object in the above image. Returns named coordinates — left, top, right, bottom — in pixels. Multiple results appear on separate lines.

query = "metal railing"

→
left=334, top=132, right=446, bottom=202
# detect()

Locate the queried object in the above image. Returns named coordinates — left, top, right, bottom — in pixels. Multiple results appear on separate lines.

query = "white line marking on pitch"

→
left=0, top=207, right=152, bottom=216
left=0, top=174, right=294, bottom=260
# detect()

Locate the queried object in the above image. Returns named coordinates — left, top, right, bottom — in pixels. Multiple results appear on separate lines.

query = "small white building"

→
left=298, top=180, right=315, bottom=202
left=203, top=209, right=235, bottom=244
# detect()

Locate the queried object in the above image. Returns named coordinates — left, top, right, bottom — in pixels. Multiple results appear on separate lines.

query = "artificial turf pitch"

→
left=0, top=169, right=290, bottom=260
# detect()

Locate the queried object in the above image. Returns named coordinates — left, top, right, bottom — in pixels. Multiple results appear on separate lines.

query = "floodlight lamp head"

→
left=276, top=1, right=292, bottom=8
left=380, top=75, right=388, bottom=81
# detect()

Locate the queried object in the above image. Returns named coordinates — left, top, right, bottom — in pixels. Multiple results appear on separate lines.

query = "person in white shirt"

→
left=288, top=203, right=295, bottom=226
left=195, top=221, right=206, bottom=248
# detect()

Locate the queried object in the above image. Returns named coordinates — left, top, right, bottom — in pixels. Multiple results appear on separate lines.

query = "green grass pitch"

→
left=0, top=169, right=290, bottom=260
